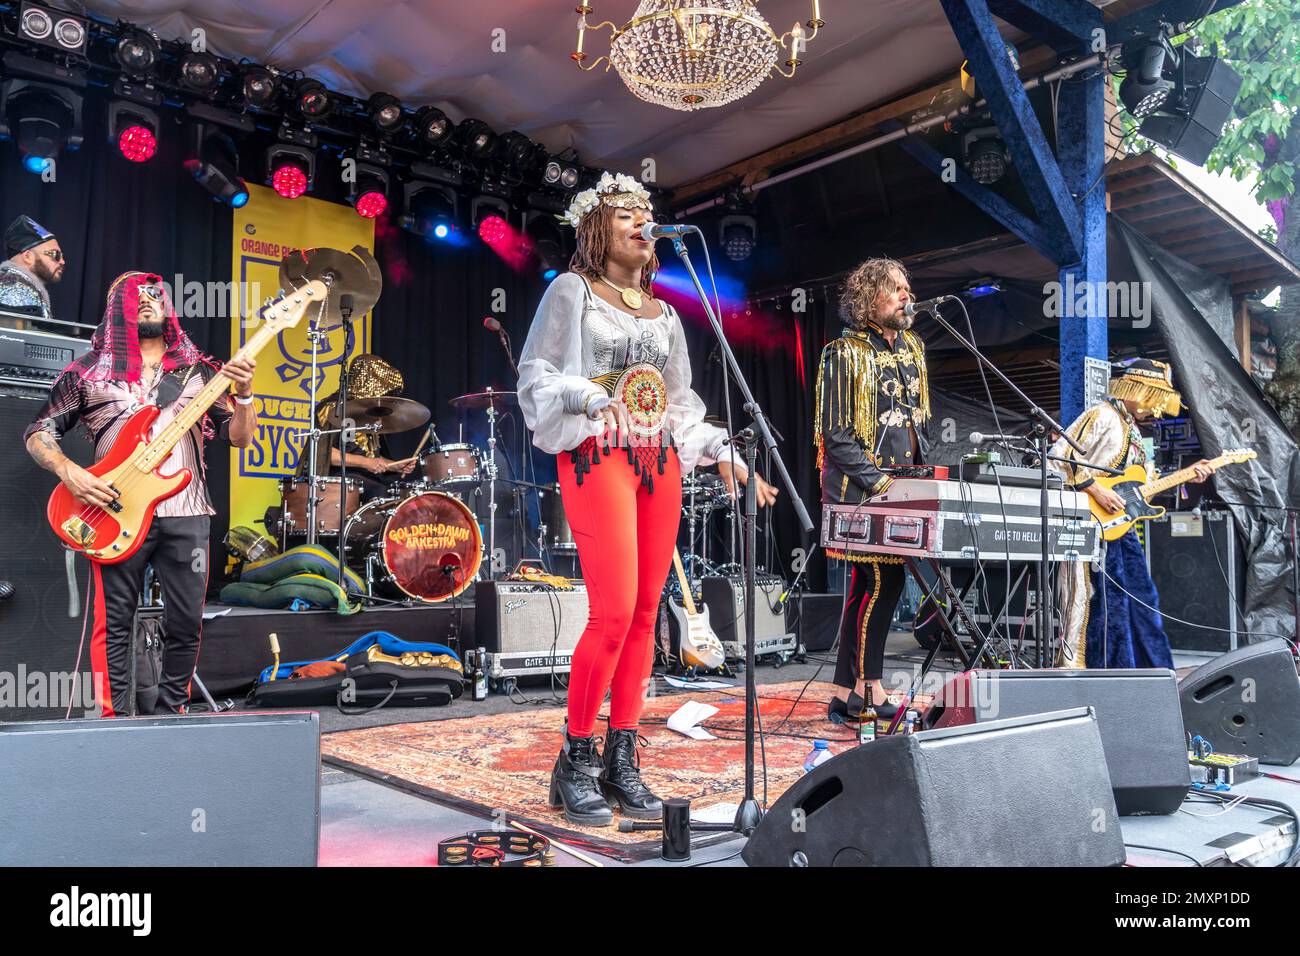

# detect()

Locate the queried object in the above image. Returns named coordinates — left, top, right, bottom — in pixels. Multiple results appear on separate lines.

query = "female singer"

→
left=519, top=172, right=777, bottom=826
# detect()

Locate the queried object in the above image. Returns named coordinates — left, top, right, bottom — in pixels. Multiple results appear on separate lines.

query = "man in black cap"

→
left=0, top=215, right=65, bottom=332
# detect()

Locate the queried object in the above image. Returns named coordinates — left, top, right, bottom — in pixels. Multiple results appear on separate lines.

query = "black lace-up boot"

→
left=548, top=727, right=614, bottom=826
left=600, top=727, right=663, bottom=820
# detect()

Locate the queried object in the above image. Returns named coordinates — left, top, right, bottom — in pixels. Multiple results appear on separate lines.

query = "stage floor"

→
left=303, top=635, right=1300, bottom=868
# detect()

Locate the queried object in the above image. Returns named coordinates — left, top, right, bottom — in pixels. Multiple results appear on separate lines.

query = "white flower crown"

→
left=560, top=171, right=653, bottom=228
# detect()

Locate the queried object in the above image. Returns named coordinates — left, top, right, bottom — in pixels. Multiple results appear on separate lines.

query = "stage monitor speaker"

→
left=700, top=575, right=795, bottom=660
left=475, top=581, right=588, bottom=681
left=1139, top=54, right=1244, bottom=166
left=742, top=707, right=1125, bottom=867
left=0, top=390, right=96, bottom=721
left=793, top=592, right=842, bottom=653
left=1146, top=511, right=1243, bottom=654
left=923, top=669, right=1190, bottom=815
left=0, top=711, right=320, bottom=865
left=1179, top=638, right=1300, bottom=766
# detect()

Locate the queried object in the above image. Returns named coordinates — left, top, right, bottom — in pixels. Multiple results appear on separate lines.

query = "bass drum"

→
left=347, top=491, right=482, bottom=603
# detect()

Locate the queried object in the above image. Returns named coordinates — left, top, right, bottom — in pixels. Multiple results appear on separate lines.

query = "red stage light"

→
left=355, top=190, right=387, bottom=219
left=272, top=163, right=308, bottom=199
left=478, top=214, right=508, bottom=244
left=118, top=125, right=156, bottom=163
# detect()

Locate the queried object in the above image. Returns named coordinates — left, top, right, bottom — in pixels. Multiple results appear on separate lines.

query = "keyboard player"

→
left=815, top=257, right=932, bottom=723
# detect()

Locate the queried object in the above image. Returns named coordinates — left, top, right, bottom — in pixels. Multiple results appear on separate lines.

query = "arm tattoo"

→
left=27, top=430, right=67, bottom=473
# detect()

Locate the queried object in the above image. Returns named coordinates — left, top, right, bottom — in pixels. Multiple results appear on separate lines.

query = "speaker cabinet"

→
left=1140, top=54, right=1244, bottom=166
left=742, top=708, right=1125, bottom=867
left=0, top=711, right=320, bottom=865
left=792, top=592, right=842, bottom=653
left=924, top=668, right=1190, bottom=814
left=1179, top=638, right=1300, bottom=766
left=1146, top=511, right=1243, bottom=654
left=700, top=575, right=795, bottom=660
left=475, top=581, right=588, bottom=680
left=0, top=391, right=96, bottom=720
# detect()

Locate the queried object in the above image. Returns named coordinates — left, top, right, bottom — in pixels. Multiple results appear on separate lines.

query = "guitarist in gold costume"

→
left=24, top=272, right=257, bottom=716
left=1050, top=359, right=1216, bottom=669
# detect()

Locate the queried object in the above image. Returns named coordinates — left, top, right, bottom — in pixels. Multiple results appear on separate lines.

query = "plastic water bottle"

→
left=803, top=739, right=833, bottom=774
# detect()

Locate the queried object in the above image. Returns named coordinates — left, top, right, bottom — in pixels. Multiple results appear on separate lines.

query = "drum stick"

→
left=509, top=821, right=603, bottom=867
left=396, top=427, right=434, bottom=465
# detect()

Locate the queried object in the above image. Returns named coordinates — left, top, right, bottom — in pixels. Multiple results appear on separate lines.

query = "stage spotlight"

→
left=185, top=126, right=248, bottom=207
left=115, top=27, right=160, bottom=79
left=108, top=100, right=158, bottom=163
left=177, top=50, right=222, bottom=95
left=524, top=208, right=567, bottom=280
left=471, top=194, right=511, bottom=234
left=240, top=66, right=280, bottom=109
left=293, top=78, right=332, bottom=122
left=720, top=214, right=757, bottom=262
left=412, top=106, right=453, bottom=150
left=457, top=118, right=499, bottom=160
left=962, top=126, right=1009, bottom=185
left=350, top=166, right=390, bottom=218
left=499, top=131, right=545, bottom=177
left=0, top=72, right=85, bottom=172
left=365, top=92, right=405, bottom=136
left=266, top=142, right=314, bottom=198
left=1120, top=38, right=1176, bottom=120
left=963, top=277, right=1003, bottom=298
left=19, top=2, right=88, bottom=55
left=401, top=181, right=459, bottom=240
left=543, top=159, right=581, bottom=189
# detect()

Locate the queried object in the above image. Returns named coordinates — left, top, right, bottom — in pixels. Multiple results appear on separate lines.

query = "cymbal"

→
left=449, top=390, right=518, bottom=411
left=327, top=396, right=430, bottom=434
left=279, top=246, right=382, bottom=328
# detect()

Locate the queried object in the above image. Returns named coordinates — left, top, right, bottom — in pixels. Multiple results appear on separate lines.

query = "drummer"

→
left=308, top=354, right=416, bottom=500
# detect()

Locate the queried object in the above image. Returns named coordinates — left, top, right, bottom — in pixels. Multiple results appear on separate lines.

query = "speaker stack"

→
left=1146, top=511, right=1244, bottom=654
left=1178, top=638, right=1300, bottom=765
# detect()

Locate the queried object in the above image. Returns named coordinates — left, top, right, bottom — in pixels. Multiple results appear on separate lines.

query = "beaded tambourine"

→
left=591, top=362, right=668, bottom=439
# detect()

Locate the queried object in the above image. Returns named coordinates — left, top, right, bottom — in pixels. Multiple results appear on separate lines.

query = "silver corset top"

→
left=579, top=289, right=674, bottom=378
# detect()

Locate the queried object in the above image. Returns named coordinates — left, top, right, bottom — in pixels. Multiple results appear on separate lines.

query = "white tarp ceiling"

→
left=79, top=1, right=980, bottom=187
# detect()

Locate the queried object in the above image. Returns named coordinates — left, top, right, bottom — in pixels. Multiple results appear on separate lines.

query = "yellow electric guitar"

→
left=668, top=549, right=725, bottom=671
left=1089, top=449, right=1257, bottom=542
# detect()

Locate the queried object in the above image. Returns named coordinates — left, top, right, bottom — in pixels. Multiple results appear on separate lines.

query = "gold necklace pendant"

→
left=621, top=286, right=643, bottom=311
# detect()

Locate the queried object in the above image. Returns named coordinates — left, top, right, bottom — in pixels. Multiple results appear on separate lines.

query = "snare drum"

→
left=278, top=476, right=363, bottom=537
left=422, top=443, right=482, bottom=487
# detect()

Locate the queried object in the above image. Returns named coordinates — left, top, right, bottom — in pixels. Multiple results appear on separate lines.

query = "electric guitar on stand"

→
left=668, top=549, right=725, bottom=671
left=1089, top=449, right=1257, bottom=541
left=47, top=281, right=328, bottom=563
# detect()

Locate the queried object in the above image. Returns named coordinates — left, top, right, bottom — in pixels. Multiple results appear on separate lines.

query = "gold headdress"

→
left=561, top=171, right=652, bottom=227
left=315, top=354, right=404, bottom=457
left=1108, top=358, right=1182, bottom=418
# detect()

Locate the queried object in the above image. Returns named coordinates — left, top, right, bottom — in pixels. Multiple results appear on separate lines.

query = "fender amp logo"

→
left=504, top=599, right=527, bottom=614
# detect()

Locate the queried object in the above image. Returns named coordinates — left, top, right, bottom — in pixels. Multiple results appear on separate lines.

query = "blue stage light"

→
left=542, top=268, right=559, bottom=281
left=230, top=190, right=250, bottom=208
left=23, top=155, right=51, bottom=174
left=433, top=221, right=451, bottom=240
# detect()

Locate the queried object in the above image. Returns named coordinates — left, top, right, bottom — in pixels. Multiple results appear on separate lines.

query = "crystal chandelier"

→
left=573, top=1, right=824, bottom=111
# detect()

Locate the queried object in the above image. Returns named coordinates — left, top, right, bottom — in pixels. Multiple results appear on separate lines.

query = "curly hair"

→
left=840, top=257, right=909, bottom=328
left=568, top=203, right=659, bottom=295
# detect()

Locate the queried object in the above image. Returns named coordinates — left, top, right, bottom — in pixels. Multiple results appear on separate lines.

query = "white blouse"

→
left=518, top=272, right=729, bottom=472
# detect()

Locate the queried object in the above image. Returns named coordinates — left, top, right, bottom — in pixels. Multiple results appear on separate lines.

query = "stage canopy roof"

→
left=80, top=0, right=1173, bottom=188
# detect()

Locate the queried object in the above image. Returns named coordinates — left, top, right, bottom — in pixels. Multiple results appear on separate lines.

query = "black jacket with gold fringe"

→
left=815, top=325, right=931, bottom=504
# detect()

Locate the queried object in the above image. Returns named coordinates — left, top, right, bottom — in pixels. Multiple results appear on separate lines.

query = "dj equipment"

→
left=0, top=712, right=320, bottom=865
left=923, top=669, right=1190, bottom=815
left=1146, top=511, right=1244, bottom=654
left=700, top=574, right=795, bottom=661
left=475, top=580, right=588, bottom=681
left=1179, top=638, right=1300, bottom=766
left=821, top=479, right=1099, bottom=563
left=742, top=707, right=1125, bottom=867
left=0, top=325, right=91, bottom=388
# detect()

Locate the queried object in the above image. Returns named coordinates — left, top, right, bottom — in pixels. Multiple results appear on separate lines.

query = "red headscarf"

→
left=68, top=272, right=212, bottom=383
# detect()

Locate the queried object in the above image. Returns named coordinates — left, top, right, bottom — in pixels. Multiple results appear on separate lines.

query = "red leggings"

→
left=558, top=447, right=682, bottom=736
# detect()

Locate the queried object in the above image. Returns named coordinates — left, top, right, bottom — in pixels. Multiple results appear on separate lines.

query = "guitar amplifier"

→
left=0, top=325, right=89, bottom=388
left=475, top=581, right=588, bottom=680
left=1146, top=511, right=1243, bottom=654
left=700, top=575, right=796, bottom=661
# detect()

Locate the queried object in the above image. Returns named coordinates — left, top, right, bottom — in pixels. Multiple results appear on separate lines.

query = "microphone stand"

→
left=921, top=299, right=1086, bottom=668
left=336, top=295, right=355, bottom=593
left=666, top=230, right=815, bottom=835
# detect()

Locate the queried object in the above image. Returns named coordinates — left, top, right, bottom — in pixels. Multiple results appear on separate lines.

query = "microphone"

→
left=483, top=316, right=518, bottom=378
left=903, top=295, right=953, bottom=317
left=970, top=431, right=1030, bottom=445
left=640, top=222, right=700, bottom=241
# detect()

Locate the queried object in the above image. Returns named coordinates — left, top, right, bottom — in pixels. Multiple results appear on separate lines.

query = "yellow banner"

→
left=228, top=183, right=374, bottom=533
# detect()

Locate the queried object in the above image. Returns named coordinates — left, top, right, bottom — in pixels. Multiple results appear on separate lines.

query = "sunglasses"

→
left=138, top=282, right=165, bottom=302
left=40, top=249, right=63, bottom=263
